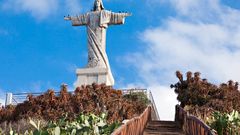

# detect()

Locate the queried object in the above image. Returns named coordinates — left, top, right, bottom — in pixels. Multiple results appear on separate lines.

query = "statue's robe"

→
left=71, top=10, right=126, bottom=70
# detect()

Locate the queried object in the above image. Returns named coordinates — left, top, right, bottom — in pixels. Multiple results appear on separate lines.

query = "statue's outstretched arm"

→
left=108, top=11, right=132, bottom=25
left=64, top=14, right=88, bottom=26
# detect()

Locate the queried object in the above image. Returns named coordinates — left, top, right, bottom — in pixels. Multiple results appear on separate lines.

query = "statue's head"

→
left=93, top=0, right=104, bottom=11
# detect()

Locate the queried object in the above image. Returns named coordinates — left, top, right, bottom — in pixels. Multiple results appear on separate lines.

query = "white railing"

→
left=5, top=91, right=64, bottom=106
left=121, top=88, right=147, bottom=95
left=6, top=89, right=147, bottom=105
left=148, top=91, right=160, bottom=120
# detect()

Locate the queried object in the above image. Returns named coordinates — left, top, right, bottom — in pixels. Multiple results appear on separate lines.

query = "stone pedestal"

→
left=74, top=68, right=114, bottom=87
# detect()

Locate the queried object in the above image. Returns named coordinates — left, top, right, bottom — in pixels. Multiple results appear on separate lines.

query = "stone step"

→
left=143, top=131, right=184, bottom=135
left=146, top=121, right=179, bottom=128
left=143, top=121, right=184, bottom=135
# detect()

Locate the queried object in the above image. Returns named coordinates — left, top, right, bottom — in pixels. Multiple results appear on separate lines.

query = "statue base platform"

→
left=74, top=67, right=114, bottom=87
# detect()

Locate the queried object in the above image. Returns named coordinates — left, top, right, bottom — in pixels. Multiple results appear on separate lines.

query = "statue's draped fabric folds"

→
left=71, top=11, right=127, bottom=69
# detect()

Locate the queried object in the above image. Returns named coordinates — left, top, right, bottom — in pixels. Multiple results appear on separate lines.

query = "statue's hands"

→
left=118, top=11, right=132, bottom=17
left=122, top=12, right=132, bottom=17
left=125, top=12, right=132, bottom=17
left=64, top=15, right=72, bottom=20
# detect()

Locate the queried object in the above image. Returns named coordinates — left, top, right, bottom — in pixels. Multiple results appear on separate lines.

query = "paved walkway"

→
left=143, top=121, right=184, bottom=135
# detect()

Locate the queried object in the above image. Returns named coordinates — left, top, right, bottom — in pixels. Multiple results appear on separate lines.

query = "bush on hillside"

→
left=123, top=92, right=150, bottom=110
left=171, top=71, right=240, bottom=134
left=0, top=84, right=147, bottom=128
left=171, top=71, right=240, bottom=117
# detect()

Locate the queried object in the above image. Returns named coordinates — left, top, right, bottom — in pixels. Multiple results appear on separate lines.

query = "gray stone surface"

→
left=74, top=67, right=114, bottom=87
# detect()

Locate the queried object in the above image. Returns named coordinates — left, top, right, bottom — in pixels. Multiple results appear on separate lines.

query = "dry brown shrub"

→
left=0, top=83, right=147, bottom=124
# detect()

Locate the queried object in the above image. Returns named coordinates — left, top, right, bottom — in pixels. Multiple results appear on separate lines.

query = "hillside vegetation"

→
left=0, top=84, right=148, bottom=134
left=171, top=71, right=240, bottom=134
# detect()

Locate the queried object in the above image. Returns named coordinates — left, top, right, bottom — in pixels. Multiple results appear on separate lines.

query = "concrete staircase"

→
left=143, top=121, right=184, bottom=135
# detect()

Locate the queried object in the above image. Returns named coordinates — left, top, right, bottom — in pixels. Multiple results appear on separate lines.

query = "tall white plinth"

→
left=74, top=68, right=114, bottom=87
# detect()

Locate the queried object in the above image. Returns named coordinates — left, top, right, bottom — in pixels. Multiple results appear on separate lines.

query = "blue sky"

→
left=1, top=0, right=240, bottom=119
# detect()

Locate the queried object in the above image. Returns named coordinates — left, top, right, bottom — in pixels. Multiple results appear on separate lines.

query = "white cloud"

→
left=1, top=0, right=59, bottom=20
left=128, top=0, right=240, bottom=84
left=1, top=0, right=83, bottom=21
left=169, top=0, right=220, bottom=19
left=149, top=85, right=178, bottom=121
left=123, top=0, right=240, bottom=119
left=65, top=0, right=82, bottom=15
left=140, top=20, right=240, bottom=83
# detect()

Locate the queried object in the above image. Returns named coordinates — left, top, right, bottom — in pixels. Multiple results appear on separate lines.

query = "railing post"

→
left=175, top=105, right=182, bottom=129
left=5, top=93, right=13, bottom=106
left=148, top=106, right=152, bottom=122
left=175, top=105, right=179, bottom=122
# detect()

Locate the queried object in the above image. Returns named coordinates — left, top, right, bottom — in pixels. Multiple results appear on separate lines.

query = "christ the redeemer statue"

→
left=65, top=0, right=131, bottom=86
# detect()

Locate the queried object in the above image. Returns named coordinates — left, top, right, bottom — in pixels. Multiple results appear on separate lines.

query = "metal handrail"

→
left=121, top=88, right=147, bottom=95
left=7, top=88, right=149, bottom=105
left=148, top=91, right=160, bottom=120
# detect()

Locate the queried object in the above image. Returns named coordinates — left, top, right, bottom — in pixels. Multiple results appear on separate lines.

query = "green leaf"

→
left=33, top=130, right=41, bottom=135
